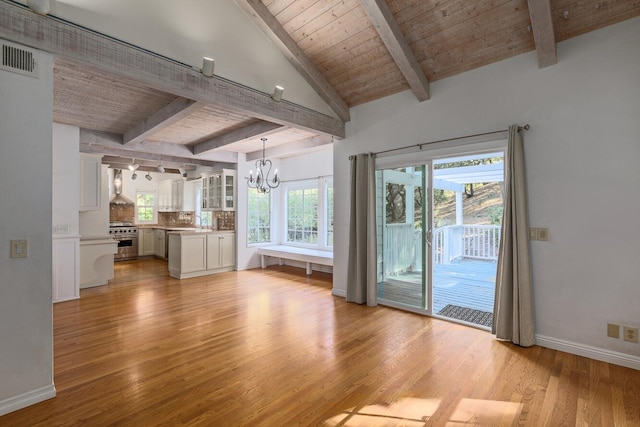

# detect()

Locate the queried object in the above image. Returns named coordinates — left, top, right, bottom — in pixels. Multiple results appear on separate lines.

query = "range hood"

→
left=110, top=169, right=135, bottom=205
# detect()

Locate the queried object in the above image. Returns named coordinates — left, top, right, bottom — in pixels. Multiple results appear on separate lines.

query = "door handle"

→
left=426, top=228, right=432, bottom=247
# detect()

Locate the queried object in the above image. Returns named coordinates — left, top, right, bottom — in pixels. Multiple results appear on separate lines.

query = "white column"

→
left=455, top=191, right=463, bottom=225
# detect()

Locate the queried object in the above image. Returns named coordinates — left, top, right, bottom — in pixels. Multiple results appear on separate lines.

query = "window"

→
left=136, top=191, right=157, bottom=224
left=286, top=185, right=318, bottom=245
left=247, top=188, right=271, bottom=244
left=282, top=177, right=333, bottom=250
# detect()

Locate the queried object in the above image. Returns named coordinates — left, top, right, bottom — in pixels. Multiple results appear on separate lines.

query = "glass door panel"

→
left=376, top=164, right=430, bottom=311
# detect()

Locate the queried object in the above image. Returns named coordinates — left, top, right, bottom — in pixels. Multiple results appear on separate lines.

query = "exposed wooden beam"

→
left=527, top=0, right=557, bottom=68
left=0, top=1, right=345, bottom=138
left=246, top=135, right=333, bottom=161
left=360, top=0, right=430, bottom=101
left=100, top=156, right=196, bottom=174
left=235, top=0, right=351, bottom=122
left=123, top=98, right=206, bottom=145
left=81, top=143, right=238, bottom=169
left=80, top=129, right=238, bottom=167
left=193, top=121, right=285, bottom=155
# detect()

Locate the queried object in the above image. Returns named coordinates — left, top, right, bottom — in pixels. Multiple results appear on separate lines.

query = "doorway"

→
left=376, top=151, right=505, bottom=328
left=376, top=164, right=430, bottom=312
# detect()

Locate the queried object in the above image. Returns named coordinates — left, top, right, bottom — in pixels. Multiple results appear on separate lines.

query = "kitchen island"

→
left=167, top=229, right=235, bottom=279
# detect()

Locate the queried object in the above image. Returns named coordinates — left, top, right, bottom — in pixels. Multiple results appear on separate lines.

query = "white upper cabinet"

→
left=79, top=153, right=102, bottom=211
left=202, top=169, right=235, bottom=211
left=158, top=178, right=195, bottom=212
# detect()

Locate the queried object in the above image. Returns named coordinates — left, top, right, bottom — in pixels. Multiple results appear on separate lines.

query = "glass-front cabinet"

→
left=224, top=172, right=235, bottom=210
left=202, top=169, right=235, bottom=211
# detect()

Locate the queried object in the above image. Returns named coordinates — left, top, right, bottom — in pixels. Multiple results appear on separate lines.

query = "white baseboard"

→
left=332, top=288, right=346, bottom=297
left=536, top=334, right=640, bottom=371
left=0, top=384, right=56, bottom=416
left=236, top=261, right=262, bottom=271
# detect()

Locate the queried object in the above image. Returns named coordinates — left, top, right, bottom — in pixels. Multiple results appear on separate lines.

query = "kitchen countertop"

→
left=138, top=225, right=234, bottom=233
left=166, top=228, right=234, bottom=235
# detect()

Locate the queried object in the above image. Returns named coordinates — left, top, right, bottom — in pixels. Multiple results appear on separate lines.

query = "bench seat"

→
left=257, top=245, right=333, bottom=275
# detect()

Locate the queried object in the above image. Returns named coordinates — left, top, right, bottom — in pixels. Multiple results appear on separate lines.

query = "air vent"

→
left=1, top=41, right=39, bottom=77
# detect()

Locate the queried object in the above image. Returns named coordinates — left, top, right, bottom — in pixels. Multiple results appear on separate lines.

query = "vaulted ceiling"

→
left=1, top=0, right=638, bottom=171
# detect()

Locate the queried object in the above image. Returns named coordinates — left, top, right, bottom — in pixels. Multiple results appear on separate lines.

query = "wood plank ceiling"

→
left=4, top=0, right=638, bottom=170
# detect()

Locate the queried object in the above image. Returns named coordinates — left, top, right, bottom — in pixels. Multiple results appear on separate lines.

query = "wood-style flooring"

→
left=1, top=258, right=639, bottom=426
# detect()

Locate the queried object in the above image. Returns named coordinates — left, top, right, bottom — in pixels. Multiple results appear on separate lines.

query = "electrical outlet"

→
left=623, top=326, right=638, bottom=343
left=53, top=224, right=69, bottom=234
left=537, top=227, right=549, bottom=241
left=607, top=323, right=620, bottom=338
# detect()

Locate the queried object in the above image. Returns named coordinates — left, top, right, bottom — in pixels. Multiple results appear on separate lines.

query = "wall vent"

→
left=1, top=41, right=39, bottom=78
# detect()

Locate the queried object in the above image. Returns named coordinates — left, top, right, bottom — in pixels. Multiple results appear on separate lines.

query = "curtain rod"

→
left=366, top=124, right=530, bottom=158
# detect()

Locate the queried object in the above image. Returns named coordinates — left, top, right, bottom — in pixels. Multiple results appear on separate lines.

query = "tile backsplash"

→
left=213, top=211, right=235, bottom=231
left=109, top=206, right=235, bottom=231
left=158, top=211, right=194, bottom=226
left=109, top=204, right=135, bottom=223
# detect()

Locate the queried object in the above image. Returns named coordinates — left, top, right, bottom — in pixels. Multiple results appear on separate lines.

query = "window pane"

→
left=248, top=188, right=270, bottom=244
left=136, top=192, right=156, bottom=224
left=286, top=186, right=320, bottom=245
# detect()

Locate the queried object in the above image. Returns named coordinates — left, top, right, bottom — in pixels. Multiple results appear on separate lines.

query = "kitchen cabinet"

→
left=168, top=231, right=235, bottom=279
left=158, top=180, right=172, bottom=212
left=139, top=229, right=155, bottom=256
left=201, top=169, right=235, bottom=211
left=53, top=236, right=80, bottom=302
left=168, top=233, right=207, bottom=277
left=154, top=228, right=166, bottom=259
left=79, top=153, right=102, bottom=211
left=207, top=232, right=235, bottom=270
left=158, top=179, right=195, bottom=212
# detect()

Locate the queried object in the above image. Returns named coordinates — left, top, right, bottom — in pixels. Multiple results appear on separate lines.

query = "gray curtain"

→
left=493, top=125, right=535, bottom=347
left=346, top=153, right=377, bottom=306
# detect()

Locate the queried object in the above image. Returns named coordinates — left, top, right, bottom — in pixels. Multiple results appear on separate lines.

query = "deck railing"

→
left=383, top=224, right=501, bottom=274
left=383, top=224, right=417, bottom=276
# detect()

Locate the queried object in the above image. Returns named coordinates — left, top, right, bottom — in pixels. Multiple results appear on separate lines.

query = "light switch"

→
left=10, top=239, right=28, bottom=258
left=528, top=228, right=538, bottom=241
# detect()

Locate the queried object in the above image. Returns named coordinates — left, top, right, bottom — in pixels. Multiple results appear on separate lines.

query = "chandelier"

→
left=247, top=138, right=280, bottom=193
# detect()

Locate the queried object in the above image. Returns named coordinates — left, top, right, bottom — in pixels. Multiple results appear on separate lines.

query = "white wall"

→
left=0, top=51, right=56, bottom=413
left=334, top=18, right=640, bottom=367
left=52, top=124, right=80, bottom=236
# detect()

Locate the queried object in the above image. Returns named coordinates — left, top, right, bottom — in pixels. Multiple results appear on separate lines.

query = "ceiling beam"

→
left=0, top=1, right=345, bottom=138
left=100, top=156, right=196, bottom=174
left=246, top=135, right=333, bottom=161
left=527, top=0, right=557, bottom=68
left=81, top=142, right=238, bottom=169
left=360, top=0, right=430, bottom=101
left=123, top=98, right=206, bottom=145
left=193, top=121, right=285, bottom=155
left=80, top=128, right=238, bottom=166
left=235, top=0, right=351, bottom=122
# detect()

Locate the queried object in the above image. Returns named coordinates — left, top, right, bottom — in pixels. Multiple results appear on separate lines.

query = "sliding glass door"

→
left=375, top=149, right=505, bottom=328
left=376, top=164, right=431, bottom=312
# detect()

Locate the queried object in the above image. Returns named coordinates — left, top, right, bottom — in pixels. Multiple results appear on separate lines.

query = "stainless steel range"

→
left=109, top=222, right=138, bottom=261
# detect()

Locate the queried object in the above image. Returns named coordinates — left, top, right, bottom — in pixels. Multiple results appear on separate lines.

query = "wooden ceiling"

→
left=3, top=0, right=639, bottom=169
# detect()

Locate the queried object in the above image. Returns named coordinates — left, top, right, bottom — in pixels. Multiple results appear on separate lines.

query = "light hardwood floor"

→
left=2, top=258, right=639, bottom=426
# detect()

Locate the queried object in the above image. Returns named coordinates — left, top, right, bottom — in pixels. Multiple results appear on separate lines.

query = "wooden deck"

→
left=378, top=259, right=497, bottom=319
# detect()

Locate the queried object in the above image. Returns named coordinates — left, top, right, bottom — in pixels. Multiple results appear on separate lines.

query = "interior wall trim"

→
left=0, top=384, right=56, bottom=416
left=536, top=334, right=640, bottom=371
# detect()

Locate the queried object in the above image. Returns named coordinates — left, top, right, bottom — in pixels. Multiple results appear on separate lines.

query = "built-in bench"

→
left=257, top=245, right=333, bottom=275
